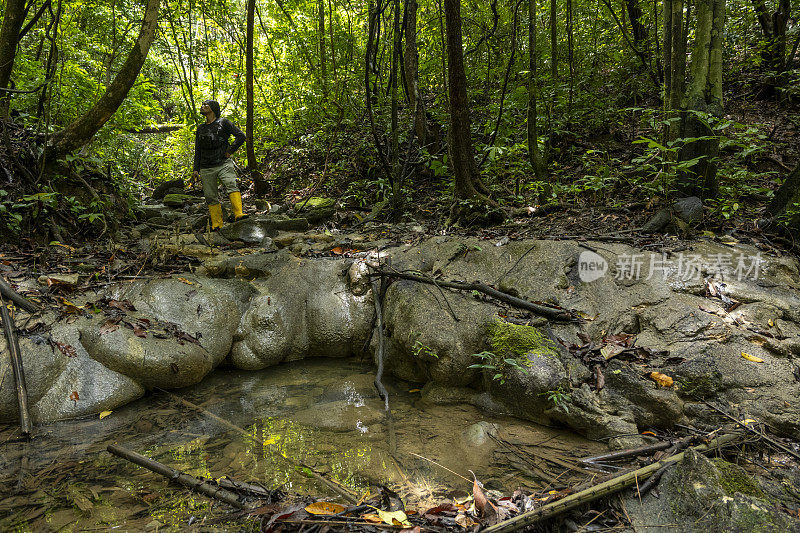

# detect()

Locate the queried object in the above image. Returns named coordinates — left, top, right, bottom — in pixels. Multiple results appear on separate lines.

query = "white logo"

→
left=578, top=251, right=608, bottom=282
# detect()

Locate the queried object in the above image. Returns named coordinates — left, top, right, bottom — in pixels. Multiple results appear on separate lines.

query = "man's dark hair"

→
left=203, top=100, right=221, bottom=118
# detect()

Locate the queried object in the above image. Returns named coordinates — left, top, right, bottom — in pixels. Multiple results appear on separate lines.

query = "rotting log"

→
left=371, top=270, right=576, bottom=322
left=482, top=432, right=741, bottom=533
left=0, top=293, right=31, bottom=434
left=107, top=444, right=244, bottom=509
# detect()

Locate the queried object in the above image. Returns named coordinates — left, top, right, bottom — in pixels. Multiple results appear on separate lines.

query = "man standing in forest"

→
left=192, top=99, right=247, bottom=230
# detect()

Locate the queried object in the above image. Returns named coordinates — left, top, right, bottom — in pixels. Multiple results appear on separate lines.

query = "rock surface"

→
left=3, top=236, right=799, bottom=450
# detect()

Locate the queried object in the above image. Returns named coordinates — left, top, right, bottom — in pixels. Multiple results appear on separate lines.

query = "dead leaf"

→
left=99, top=410, right=112, bottom=419
left=54, top=341, right=78, bottom=358
left=133, top=324, right=147, bottom=338
left=177, top=277, right=194, bottom=285
left=99, top=317, right=121, bottom=334
left=304, top=501, right=346, bottom=515
left=69, top=391, right=79, bottom=401
left=377, top=509, right=411, bottom=527
left=741, top=352, right=764, bottom=363
left=649, top=372, right=674, bottom=387
left=109, top=299, right=136, bottom=312
left=361, top=513, right=382, bottom=523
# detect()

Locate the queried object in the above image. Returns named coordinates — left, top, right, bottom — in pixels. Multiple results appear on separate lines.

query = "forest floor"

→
left=1, top=90, right=800, bottom=531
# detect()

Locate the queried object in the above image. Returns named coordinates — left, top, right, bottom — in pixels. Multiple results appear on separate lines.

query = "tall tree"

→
left=246, top=0, right=267, bottom=194
left=0, top=0, right=27, bottom=113
left=404, top=0, right=430, bottom=147
left=49, top=0, right=161, bottom=157
left=528, top=0, right=545, bottom=179
left=443, top=0, right=484, bottom=200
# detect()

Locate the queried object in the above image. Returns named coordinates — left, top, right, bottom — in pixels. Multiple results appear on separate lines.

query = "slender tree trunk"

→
left=246, top=0, right=266, bottom=195
left=0, top=0, right=27, bottom=114
left=528, top=0, right=545, bottom=179
left=444, top=0, right=481, bottom=199
left=404, top=0, right=429, bottom=147
left=49, top=0, right=161, bottom=157
left=550, top=0, right=557, bottom=77
left=319, top=0, right=327, bottom=95
left=391, top=0, right=402, bottom=211
left=675, top=0, right=726, bottom=199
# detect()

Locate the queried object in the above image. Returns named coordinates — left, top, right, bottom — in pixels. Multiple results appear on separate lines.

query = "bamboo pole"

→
left=482, top=432, right=740, bottom=533
left=0, top=293, right=31, bottom=434
left=107, top=444, right=244, bottom=508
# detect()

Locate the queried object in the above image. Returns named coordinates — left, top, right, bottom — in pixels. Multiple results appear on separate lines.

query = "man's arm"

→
left=224, top=119, right=246, bottom=155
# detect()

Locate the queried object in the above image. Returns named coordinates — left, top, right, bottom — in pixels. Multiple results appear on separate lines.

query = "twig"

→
left=371, top=270, right=576, bottom=322
left=700, top=399, right=800, bottom=463
left=369, top=266, right=390, bottom=411
left=578, top=441, right=672, bottom=465
left=410, top=452, right=472, bottom=485
left=107, top=444, right=244, bottom=508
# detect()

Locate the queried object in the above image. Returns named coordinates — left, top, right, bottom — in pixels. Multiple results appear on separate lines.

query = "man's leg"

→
left=200, top=166, right=224, bottom=229
left=220, top=159, right=246, bottom=220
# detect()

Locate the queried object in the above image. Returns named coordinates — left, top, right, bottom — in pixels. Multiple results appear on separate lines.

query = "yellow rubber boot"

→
left=229, top=192, right=246, bottom=220
left=208, top=203, right=224, bottom=230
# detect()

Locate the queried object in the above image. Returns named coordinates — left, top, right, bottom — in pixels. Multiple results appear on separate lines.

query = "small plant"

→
left=412, top=340, right=438, bottom=359
left=469, top=350, right=531, bottom=384
left=539, top=386, right=572, bottom=412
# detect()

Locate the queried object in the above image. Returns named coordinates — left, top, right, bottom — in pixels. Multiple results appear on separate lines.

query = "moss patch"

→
left=298, top=197, right=335, bottom=209
left=487, top=320, right=557, bottom=359
left=711, top=458, right=765, bottom=498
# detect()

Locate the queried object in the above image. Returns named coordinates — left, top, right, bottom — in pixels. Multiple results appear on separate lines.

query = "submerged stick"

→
left=0, top=294, right=32, bottom=434
left=155, top=388, right=359, bottom=504
left=483, top=432, right=741, bottom=533
left=107, top=444, right=244, bottom=508
left=371, top=270, right=576, bottom=322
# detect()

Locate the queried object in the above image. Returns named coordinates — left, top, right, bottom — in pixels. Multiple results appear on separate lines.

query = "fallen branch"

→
left=371, top=270, right=576, bottom=322
left=701, top=399, right=800, bottom=463
left=107, top=444, right=244, bottom=508
left=578, top=440, right=672, bottom=465
left=0, top=276, right=40, bottom=314
left=0, top=293, right=32, bottom=434
left=483, top=432, right=741, bottom=533
left=155, top=388, right=359, bottom=504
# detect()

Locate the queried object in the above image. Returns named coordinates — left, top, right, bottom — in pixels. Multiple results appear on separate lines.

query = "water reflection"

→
left=0, top=358, right=602, bottom=531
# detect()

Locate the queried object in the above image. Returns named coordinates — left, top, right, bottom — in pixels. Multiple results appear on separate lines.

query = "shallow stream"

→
left=0, top=358, right=603, bottom=531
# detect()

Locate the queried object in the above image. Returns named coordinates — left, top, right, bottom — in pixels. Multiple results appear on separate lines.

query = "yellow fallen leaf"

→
left=305, top=501, right=347, bottom=515
left=649, top=372, right=674, bottom=387
left=768, top=319, right=774, bottom=327
left=361, top=513, right=382, bottom=524
left=99, top=410, right=112, bottom=419
left=263, top=435, right=281, bottom=446
left=377, top=509, right=411, bottom=527
left=741, top=352, right=764, bottom=363
left=177, top=277, right=194, bottom=285
left=741, top=419, right=757, bottom=425
left=408, top=389, right=421, bottom=393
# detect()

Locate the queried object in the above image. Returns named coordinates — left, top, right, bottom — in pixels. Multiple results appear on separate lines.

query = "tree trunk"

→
left=246, top=0, right=266, bottom=195
left=49, top=0, right=161, bottom=157
left=550, top=0, right=558, bottom=78
left=528, top=0, right=545, bottom=179
left=404, top=0, right=430, bottom=147
left=0, top=0, right=27, bottom=114
left=444, top=0, right=481, bottom=199
left=675, top=0, right=725, bottom=199
left=319, top=0, right=327, bottom=95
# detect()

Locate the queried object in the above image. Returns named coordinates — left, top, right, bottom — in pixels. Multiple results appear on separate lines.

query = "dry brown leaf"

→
left=304, top=501, right=346, bottom=515
left=649, top=372, right=674, bottom=387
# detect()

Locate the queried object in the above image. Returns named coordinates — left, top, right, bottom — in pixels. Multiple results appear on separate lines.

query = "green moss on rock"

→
left=487, top=320, right=557, bottom=359
left=298, top=197, right=335, bottom=209
left=711, top=458, right=765, bottom=498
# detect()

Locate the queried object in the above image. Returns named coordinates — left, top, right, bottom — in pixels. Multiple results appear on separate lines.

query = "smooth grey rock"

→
left=152, top=179, right=185, bottom=200
left=674, top=196, right=703, bottom=224
left=163, top=193, right=202, bottom=207
left=642, top=208, right=672, bottom=233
